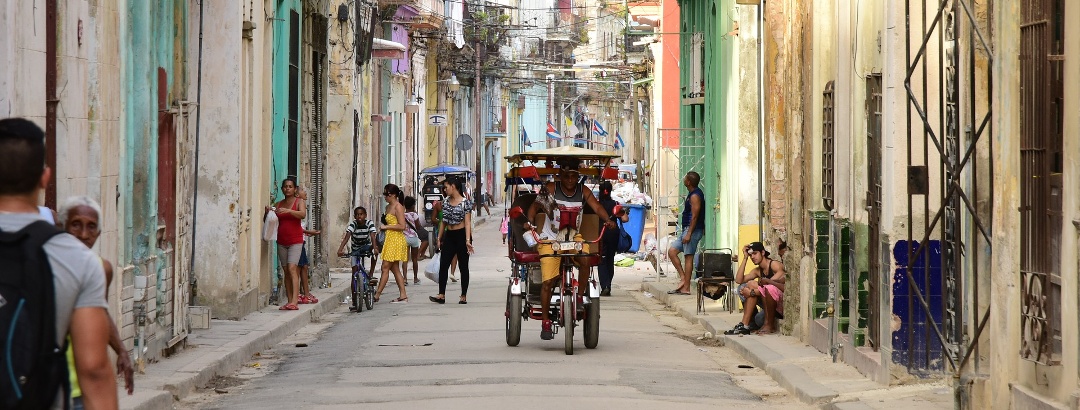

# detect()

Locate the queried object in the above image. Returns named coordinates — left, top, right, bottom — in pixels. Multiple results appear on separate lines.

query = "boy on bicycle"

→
left=337, top=206, right=378, bottom=276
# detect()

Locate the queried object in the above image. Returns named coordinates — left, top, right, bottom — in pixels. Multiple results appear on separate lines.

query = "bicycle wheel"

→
left=364, top=272, right=375, bottom=310
left=352, top=271, right=362, bottom=313
left=584, top=297, right=599, bottom=349
left=506, top=288, right=522, bottom=347
left=562, top=268, right=575, bottom=355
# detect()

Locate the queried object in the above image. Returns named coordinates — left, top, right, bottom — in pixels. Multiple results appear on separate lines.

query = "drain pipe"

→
left=756, top=1, right=766, bottom=242
left=828, top=212, right=840, bottom=362
left=188, top=0, right=206, bottom=304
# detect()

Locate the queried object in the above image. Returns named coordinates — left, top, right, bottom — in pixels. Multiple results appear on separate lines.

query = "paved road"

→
left=180, top=218, right=793, bottom=409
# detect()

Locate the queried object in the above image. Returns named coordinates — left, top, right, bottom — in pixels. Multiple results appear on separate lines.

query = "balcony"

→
left=546, top=12, right=584, bottom=45
left=408, top=12, right=444, bottom=31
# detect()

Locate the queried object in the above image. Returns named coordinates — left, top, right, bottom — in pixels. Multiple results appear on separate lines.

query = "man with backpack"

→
left=0, top=118, right=117, bottom=409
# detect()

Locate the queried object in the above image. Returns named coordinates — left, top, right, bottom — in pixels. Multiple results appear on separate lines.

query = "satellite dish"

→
left=455, top=134, right=473, bottom=151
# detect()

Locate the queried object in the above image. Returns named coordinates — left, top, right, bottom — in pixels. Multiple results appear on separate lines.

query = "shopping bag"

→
left=424, top=252, right=441, bottom=283
left=616, top=220, right=633, bottom=253
left=262, top=211, right=279, bottom=242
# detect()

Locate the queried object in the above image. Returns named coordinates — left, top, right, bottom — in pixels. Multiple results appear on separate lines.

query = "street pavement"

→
left=120, top=209, right=952, bottom=410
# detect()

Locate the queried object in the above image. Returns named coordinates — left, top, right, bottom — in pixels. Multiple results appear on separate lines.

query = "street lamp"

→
left=435, top=74, right=461, bottom=94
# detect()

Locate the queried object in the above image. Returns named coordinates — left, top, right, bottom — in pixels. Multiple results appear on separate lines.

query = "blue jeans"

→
left=670, top=227, right=704, bottom=256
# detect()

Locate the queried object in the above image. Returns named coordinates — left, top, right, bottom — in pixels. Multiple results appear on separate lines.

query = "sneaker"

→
left=541, top=320, right=554, bottom=340
left=723, top=323, right=752, bottom=336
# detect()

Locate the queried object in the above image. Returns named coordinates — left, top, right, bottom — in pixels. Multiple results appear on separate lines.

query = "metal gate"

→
left=901, top=0, right=992, bottom=383
left=1018, top=0, right=1064, bottom=366
left=865, top=74, right=882, bottom=350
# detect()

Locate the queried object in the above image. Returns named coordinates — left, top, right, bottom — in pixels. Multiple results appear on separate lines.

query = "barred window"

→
left=821, top=81, right=835, bottom=211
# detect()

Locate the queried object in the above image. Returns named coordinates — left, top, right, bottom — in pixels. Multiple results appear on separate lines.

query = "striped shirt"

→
left=347, top=219, right=376, bottom=253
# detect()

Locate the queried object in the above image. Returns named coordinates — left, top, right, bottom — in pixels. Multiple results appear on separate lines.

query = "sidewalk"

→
left=639, top=268, right=953, bottom=410
left=120, top=274, right=353, bottom=410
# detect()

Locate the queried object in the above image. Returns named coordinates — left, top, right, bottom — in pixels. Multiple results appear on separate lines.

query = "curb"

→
left=641, top=280, right=840, bottom=407
left=121, top=281, right=351, bottom=410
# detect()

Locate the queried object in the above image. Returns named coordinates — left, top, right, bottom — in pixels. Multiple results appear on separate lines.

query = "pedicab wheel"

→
left=364, top=281, right=375, bottom=310
left=506, top=292, right=522, bottom=347
left=562, top=291, right=575, bottom=355
left=584, top=297, right=599, bottom=349
left=352, top=274, right=363, bottom=313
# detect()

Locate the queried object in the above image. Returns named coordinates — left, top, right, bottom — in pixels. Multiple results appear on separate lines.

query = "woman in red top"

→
left=268, top=177, right=306, bottom=310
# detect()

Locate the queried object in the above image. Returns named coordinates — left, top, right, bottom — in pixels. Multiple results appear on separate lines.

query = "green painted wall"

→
left=677, top=0, right=736, bottom=249
left=273, top=0, right=302, bottom=199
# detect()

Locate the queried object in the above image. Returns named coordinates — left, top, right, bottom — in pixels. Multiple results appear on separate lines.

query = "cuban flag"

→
left=546, top=121, right=561, bottom=141
left=592, top=120, right=609, bottom=136
left=613, top=131, right=625, bottom=149
left=520, top=126, right=532, bottom=147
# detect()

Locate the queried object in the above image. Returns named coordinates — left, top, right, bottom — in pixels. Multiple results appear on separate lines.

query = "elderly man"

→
left=725, top=242, right=786, bottom=335
left=525, top=158, right=615, bottom=340
left=59, top=196, right=136, bottom=400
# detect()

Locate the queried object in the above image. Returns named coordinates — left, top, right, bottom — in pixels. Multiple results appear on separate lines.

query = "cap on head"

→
left=748, top=241, right=770, bottom=257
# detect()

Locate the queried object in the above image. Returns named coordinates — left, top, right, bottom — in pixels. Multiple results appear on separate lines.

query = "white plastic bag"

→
left=424, top=253, right=441, bottom=283
left=262, top=211, right=279, bottom=242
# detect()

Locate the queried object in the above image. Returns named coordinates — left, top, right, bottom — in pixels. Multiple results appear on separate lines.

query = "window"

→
left=821, top=81, right=835, bottom=211
left=1018, top=0, right=1063, bottom=365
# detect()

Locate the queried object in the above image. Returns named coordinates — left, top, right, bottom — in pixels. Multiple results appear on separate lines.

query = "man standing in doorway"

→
left=667, top=171, right=705, bottom=295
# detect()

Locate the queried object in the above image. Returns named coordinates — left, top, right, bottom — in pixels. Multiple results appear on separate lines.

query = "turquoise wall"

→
left=677, top=0, right=735, bottom=249
left=121, top=0, right=186, bottom=319
left=273, top=0, right=302, bottom=200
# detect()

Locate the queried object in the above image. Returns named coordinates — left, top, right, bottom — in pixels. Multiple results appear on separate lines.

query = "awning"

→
left=372, top=38, right=407, bottom=59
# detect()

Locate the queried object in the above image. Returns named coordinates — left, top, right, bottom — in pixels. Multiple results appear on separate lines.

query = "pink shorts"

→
left=760, top=284, right=784, bottom=314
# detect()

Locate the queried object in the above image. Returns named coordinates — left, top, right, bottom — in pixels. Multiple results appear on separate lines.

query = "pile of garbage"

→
left=611, top=182, right=653, bottom=206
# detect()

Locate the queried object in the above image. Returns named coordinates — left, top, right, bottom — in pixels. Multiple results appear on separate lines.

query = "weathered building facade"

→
left=672, top=0, right=1080, bottom=407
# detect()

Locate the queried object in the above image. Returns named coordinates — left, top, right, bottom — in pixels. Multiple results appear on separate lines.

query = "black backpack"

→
left=0, top=221, right=68, bottom=410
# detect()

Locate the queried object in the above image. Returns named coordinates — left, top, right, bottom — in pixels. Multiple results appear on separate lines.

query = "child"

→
left=500, top=210, right=510, bottom=244
left=337, top=206, right=379, bottom=277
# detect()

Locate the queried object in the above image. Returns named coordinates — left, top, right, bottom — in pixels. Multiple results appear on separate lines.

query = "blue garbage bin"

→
left=623, top=204, right=647, bottom=253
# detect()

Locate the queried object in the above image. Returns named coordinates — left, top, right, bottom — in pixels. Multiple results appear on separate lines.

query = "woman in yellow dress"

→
left=376, top=183, right=410, bottom=303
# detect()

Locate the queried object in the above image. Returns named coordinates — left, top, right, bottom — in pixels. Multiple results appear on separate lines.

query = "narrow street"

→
left=178, top=218, right=798, bottom=409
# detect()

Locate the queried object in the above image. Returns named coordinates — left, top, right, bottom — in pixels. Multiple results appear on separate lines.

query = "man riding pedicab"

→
left=523, top=158, right=617, bottom=340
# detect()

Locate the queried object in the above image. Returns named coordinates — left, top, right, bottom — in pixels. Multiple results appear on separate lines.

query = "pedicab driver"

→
left=524, top=158, right=616, bottom=340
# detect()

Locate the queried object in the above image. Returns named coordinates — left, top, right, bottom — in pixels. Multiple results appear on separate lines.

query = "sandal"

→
left=390, top=297, right=408, bottom=304
left=414, top=279, right=421, bottom=284
left=306, top=294, right=318, bottom=304
left=280, top=304, right=298, bottom=311
left=429, top=296, right=445, bottom=304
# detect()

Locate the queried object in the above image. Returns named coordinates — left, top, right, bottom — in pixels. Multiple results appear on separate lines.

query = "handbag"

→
left=616, top=219, right=633, bottom=253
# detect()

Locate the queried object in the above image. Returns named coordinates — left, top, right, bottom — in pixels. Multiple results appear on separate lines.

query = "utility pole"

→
left=473, top=8, right=483, bottom=208
left=546, top=74, right=555, bottom=146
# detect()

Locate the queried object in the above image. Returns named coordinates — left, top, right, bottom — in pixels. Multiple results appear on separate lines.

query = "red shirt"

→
left=276, top=199, right=303, bottom=245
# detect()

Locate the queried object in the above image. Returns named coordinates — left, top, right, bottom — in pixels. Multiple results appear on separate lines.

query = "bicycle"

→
left=344, top=246, right=376, bottom=313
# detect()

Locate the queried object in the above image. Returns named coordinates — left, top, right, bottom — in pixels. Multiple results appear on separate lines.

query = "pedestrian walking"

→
left=0, top=118, right=117, bottom=409
left=666, top=171, right=705, bottom=295
left=430, top=175, right=474, bottom=304
left=596, top=181, right=629, bottom=296
left=60, top=196, right=136, bottom=400
left=403, top=196, right=428, bottom=284
left=268, top=177, right=306, bottom=310
left=500, top=210, right=510, bottom=244
left=375, top=184, right=409, bottom=303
